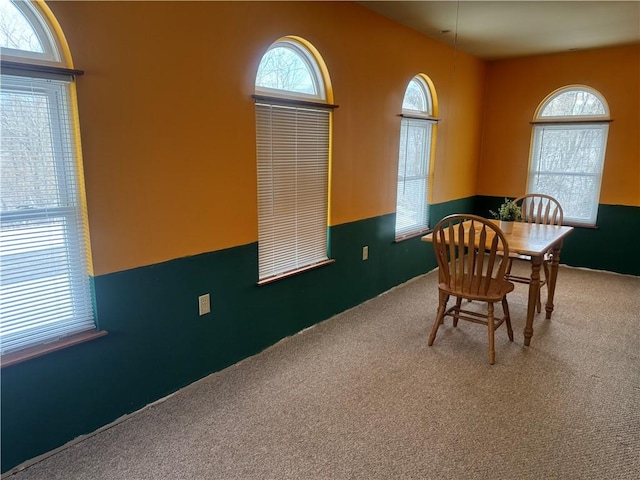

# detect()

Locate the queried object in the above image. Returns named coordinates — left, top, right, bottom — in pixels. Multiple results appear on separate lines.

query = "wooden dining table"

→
left=422, top=219, right=574, bottom=346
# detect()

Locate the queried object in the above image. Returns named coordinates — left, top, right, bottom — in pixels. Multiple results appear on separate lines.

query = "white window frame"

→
left=395, top=75, right=437, bottom=240
left=1, top=0, right=97, bottom=359
left=528, top=86, right=610, bottom=226
left=254, top=38, right=333, bottom=283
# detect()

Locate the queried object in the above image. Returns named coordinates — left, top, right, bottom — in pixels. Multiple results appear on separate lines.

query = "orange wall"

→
left=479, top=44, right=640, bottom=206
left=47, top=1, right=485, bottom=275
left=433, top=54, right=486, bottom=203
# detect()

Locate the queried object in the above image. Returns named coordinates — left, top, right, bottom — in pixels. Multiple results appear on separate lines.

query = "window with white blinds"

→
left=395, top=75, right=436, bottom=240
left=396, top=117, right=434, bottom=238
left=1, top=0, right=96, bottom=357
left=254, top=37, right=331, bottom=282
left=1, top=73, right=96, bottom=355
left=255, top=103, right=330, bottom=280
left=528, top=86, right=610, bottom=226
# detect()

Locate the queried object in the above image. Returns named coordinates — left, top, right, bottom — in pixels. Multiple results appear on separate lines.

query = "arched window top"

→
left=0, top=0, right=63, bottom=65
left=536, top=86, right=609, bottom=120
left=256, top=37, right=327, bottom=101
left=402, top=75, right=435, bottom=116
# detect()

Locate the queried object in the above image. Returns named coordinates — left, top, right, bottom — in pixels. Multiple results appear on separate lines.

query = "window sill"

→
left=258, top=259, right=336, bottom=285
left=564, top=222, right=599, bottom=229
left=1, top=330, right=108, bottom=369
left=394, top=229, right=432, bottom=243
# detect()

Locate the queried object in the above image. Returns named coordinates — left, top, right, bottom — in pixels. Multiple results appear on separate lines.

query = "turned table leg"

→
left=545, top=241, right=563, bottom=320
left=524, top=255, right=542, bottom=346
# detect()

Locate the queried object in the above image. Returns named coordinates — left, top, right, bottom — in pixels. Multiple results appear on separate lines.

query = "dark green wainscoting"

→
left=2, top=201, right=474, bottom=474
left=477, top=196, right=640, bottom=276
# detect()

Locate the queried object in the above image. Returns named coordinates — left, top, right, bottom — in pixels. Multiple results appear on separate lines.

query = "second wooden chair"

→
left=505, top=194, right=564, bottom=312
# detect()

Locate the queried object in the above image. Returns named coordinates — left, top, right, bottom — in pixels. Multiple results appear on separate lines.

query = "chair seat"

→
left=505, top=252, right=551, bottom=288
left=439, top=279, right=514, bottom=302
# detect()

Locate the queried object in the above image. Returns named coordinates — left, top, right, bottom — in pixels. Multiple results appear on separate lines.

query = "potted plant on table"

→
left=490, top=198, right=522, bottom=234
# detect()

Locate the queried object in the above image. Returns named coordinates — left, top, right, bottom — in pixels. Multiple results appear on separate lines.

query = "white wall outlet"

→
left=362, top=245, right=369, bottom=261
left=198, top=293, right=211, bottom=316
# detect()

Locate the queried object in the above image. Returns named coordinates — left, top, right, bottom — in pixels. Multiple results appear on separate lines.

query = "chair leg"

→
left=487, top=302, right=495, bottom=364
left=429, top=291, right=449, bottom=346
left=505, top=257, right=513, bottom=276
left=452, top=297, right=463, bottom=327
left=502, top=297, right=514, bottom=341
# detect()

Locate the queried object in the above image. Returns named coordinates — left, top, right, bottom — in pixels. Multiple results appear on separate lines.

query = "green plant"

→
left=490, top=198, right=522, bottom=221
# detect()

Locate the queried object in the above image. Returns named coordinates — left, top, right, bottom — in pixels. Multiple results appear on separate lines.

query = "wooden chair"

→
left=428, top=214, right=515, bottom=364
left=506, top=194, right=564, bottom=312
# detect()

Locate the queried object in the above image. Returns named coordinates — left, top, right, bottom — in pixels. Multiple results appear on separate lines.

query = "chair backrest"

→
left=514, top=194, right=563, bottom=226
left=432, top=214, right=510, bottom=297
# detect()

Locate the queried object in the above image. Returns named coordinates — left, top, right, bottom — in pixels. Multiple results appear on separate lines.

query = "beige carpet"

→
left=6, top=264, right=640, bottom=480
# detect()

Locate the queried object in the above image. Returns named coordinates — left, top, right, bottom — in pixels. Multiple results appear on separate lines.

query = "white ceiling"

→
left=357, top=1, right=640, bottom=60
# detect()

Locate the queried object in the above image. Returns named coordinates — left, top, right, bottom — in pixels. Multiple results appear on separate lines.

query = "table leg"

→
left=524, top=255, right=542, bottom=346
left=545, top=241, right=563, bottom=320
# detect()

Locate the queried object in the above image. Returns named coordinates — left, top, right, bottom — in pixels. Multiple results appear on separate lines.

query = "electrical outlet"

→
left=362, top=245, right=369, bottom=261
left=198, top=294, right=211, bottom=316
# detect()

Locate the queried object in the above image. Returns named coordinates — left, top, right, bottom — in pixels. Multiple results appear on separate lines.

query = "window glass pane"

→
left=402, top=78, right=427, bottom=112
left=396, top=178, right=428, bottom=233
left=1, top=89, right=61, bottom=209
left=535, top=125, right=607, bottom=174
left=528, top=171, right=599, bottom=222
left=400, top=122, right=429, bottom=177
left=0, top=0, right=44, bottom=52
left=256, top=45, right=317, bottom=96
left=540, top=90, right=606, bottom=117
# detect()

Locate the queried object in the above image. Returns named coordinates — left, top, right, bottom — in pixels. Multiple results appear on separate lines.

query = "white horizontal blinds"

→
left=256, top=102, right=330, bottom=280
left=0, top=73, right=95, bottom=354
left=529, top=123, right=608, bottom=225
left=395, top=117, right=432, bottom=238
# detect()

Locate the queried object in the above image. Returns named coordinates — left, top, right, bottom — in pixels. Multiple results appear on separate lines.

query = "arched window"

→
left=395, top=75, right=437, bottom=240
left=256, top=40, right=325, bottom=100
left=0, top=0, right=61, bottom=62
left=1, top=0, right=97, bottom=359
left=528, top=86, right=610, bottom=226
left=254, top=37, right=334, bottom=282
